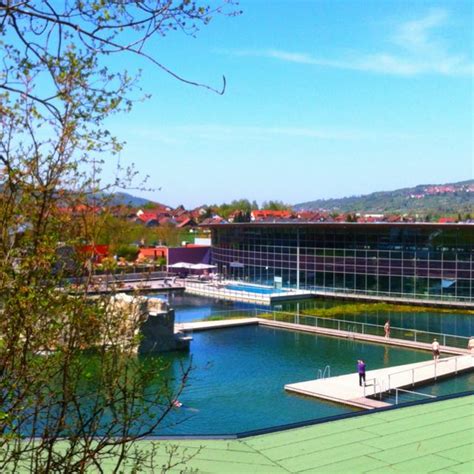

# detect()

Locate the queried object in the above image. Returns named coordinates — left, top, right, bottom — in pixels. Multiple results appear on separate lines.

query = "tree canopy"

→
left=0, top=1, right=239, bottom=471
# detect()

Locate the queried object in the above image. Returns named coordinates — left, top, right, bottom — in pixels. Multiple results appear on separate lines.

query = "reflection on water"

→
left=166, top=293, right=473, bottom=337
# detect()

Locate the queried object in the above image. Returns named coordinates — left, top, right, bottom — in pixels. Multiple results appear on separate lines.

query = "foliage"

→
left=261, top=200, right=292, bottom=211
left=155, top=223, right=189, bottom=247
left=301, top=302, right=474, bottom=318
left=116, top=244, right=140, bottom=262
left=0, top=0, right=239, bottom=471
left=207, top=198, right=292, bottom=219
left=207, top=199, right=258, bottom=219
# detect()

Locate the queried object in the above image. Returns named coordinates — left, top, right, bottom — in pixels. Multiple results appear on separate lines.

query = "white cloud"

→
left=122, top=124, right=414, bottom=143
left=225, top=9, right=473, bottom=77
left=393, top=8, right=447, bottom=54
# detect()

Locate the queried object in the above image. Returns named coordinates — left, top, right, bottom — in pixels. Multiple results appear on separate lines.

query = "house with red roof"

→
left=137, top=247, right=168, bottom=262
left=78, top=244, right=109, bottom=263
left=250, top=210, right=293, bottom=221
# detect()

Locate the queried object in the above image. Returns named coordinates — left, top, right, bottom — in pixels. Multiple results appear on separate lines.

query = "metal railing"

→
left=182, top=306, right=471, bottom=350
left=387, top=355, right=472, bottom=390
left=393, top=388, right=436, bottom=405
left=363, top=378, right=379, bottom=398
left=305, top=285, right=473, bottom=305
left=317, top=365, right=331, bottom=379
left=66, top=271, right=174, bottom=286
left=255, top=309, right=470, bottom=349
left=184, top=280, right=275, bottom=304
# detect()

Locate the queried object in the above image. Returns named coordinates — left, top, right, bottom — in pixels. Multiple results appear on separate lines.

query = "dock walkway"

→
left=285, top=355, right=473, bottom=409
left=176, top=318, right=472, bottom=409
left=176, top=318, right=467, bottom=356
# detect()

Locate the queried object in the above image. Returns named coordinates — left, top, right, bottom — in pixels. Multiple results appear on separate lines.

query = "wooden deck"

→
left=285, top=355, right=474, bottom=409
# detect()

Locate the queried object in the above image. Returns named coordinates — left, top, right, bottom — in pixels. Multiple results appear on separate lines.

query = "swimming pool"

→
left=154, top=325, right=433, bottom=435
left=225, top=283, right=284, bottom=294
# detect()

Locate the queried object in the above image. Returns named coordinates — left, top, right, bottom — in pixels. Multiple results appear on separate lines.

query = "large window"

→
left=211, top=224, right=474, bottom=302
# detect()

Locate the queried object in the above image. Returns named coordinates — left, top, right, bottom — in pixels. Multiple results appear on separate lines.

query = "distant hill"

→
left=107, top=192, right=167, bottom=208
left=294, top=180, right=474, bottom=215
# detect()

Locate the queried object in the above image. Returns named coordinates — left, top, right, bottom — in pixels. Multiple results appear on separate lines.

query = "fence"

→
left=255, top=309, right=470, bottom=350
left=66, top=271, right=173, bottom=286
left=197, top=307, right=469, bottom=350
left=393, top=388, right=436, bottom=405
left=184, top=281, right=273, bottom=304
left=306, top=285, right=473, bottom=305
left=386, top=355, right=472, bottom=390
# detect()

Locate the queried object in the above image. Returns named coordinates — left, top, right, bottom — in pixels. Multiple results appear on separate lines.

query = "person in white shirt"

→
left=467, top=337, right=474, bottom=355
left=432, top=338, right=440, bottom=361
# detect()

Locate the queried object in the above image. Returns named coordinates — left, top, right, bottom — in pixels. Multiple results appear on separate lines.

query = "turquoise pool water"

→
left=225, top=283, right=283, bottom=294
left=155, top=325, right=432, bottom=435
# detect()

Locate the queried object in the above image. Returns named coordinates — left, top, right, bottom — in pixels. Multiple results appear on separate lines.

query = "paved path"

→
left=285, top=355, right=473, bottom=409
left=99, top=394, right=474, bottom=473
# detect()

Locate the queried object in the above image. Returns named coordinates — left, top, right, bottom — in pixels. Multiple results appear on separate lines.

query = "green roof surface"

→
left=114, top=394, right=473, bottom=473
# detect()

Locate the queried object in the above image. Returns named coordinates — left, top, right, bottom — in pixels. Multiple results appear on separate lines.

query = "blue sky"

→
left=106, top=0, right=473, bottom=208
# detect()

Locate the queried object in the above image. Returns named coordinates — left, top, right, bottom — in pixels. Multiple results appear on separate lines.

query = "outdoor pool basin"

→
left=155, top=325, right=440, bottom=435
left=224, top=283, right=285, bottom=294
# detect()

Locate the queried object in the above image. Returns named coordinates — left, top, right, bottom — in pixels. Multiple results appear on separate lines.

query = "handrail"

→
left=363, top=378, right=378, bottom=397
left=182, top=283, right=470, bottom=348
left=255, top=309, right=469, bottom=348
left=317, top=365, right=331, bottom=379
left=394, top=388, right=436, bottom=405
left=184, top=280, right=271, bottom=303
left=387, top=355, right=468, bottom=390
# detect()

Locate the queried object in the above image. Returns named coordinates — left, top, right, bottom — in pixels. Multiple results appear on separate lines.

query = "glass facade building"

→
left=210, top=223, right=474, bottom=304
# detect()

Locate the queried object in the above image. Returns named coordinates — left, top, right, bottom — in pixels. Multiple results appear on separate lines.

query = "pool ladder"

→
left=317, top=365, right=331, bottom=379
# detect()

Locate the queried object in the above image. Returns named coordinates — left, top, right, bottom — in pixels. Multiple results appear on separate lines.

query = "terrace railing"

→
left=183, top=280, right=274, bottom=304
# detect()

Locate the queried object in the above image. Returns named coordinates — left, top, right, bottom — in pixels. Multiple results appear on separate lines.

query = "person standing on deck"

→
left=432, top=338, right=440, bottom=361
left=467, top=337, right=474, bottom=355
left=357, top=360, right=366, bottom=386
left=384, top=320, right=391, bottom=339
